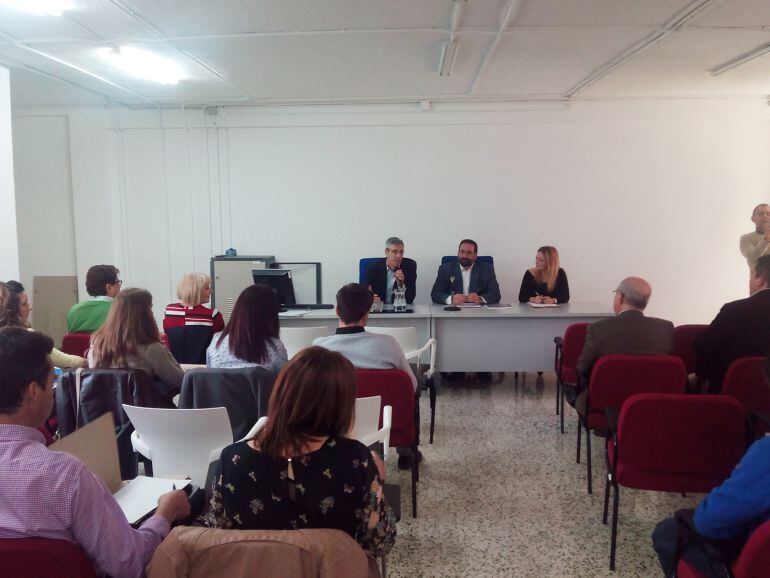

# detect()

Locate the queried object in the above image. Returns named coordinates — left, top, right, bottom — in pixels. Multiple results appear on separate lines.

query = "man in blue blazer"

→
left=431, top=239, right=501, bottom=305
left=364, top=237, right=417, bottom=304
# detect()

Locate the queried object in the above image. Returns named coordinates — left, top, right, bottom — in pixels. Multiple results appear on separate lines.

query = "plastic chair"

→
left=722, top=356, right=770, bottom=438
left=603, top=393, right=746, bottom=571
left=366, top=326, right=438, bottom=443
left=576, top=354, right=686, bottom=494
left=60, top=332, right=91, bottom=357
left=350, top=395, right=392, bottom=459
left=355, top=368, right=419, bottom=518
left=0, top=537, right=97, bottom=578
left=122, top=405, right=234, bottom=487
left=675, top=518, right=770, bottom=578
left=358, top=257, right=381, bottom=285
left=280, top=327, right=329, bottom=359
left=553, top=322, right=589, bottom=432
left=441, top=255, right=494, bottom=266
left=672, top=324, right=708, bottom=375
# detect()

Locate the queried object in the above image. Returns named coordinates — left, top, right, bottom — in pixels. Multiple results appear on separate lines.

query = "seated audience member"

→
left=364, top=236, right=417, bottom=305
left=203, top=346, right=396, bottom=557
left=88, top=288, right=184, bottom=399
left=652, top=431, right=770, bottom=576
left=313, top=283, right=417, bottom=391
left=0, top=327, right=190, bottom=578
left=66, top=265, right=122, bottom=333
left=431, top=239, right=501, bottom=305
left=518, top=246, right=570, bottom=304
left=206, top=284, right=287, bottom=372
left=573, top=277, right=674, bottom=400
left=1, top=281, right=84, bottom=368
left=163, top=272, right=224, bottom=364
left=694, top=254, right=770, bottom=390
left=739, top=203, right=770, bottom=270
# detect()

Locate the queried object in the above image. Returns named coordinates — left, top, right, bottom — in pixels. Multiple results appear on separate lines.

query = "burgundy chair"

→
left=355, top=368, right=419, bottom=518
left=672, top=324, right=708, bottom=375
left=722, top=356, right=770, bottom=438
left=60, top=332, right=91, bottom=357
left=553, top=323, right=589, bottom=433
left=577, top=354, right=686, bottom=494
left=676, top=519, right=770, bottom=578
left=0, top=537, right=97, bottom=578
left=604, top=393, right=746, bottom=571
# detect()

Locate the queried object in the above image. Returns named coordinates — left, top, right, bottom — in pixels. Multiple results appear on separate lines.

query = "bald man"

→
left=740, top=204, right=770, bottom=270
left=575, top=277, right=675, bottom=385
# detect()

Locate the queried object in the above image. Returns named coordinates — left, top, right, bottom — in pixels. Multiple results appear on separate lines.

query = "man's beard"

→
left=459, top=258, right=473, bottom=267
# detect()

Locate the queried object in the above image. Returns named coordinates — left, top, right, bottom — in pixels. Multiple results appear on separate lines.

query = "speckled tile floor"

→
left=382, top=372, right=700, bottom=578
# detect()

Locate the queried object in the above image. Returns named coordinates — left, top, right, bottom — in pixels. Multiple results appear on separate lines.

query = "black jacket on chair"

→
left=364, top=258, right=417, bottom=304
left=178, top=367, right=276, bottom=440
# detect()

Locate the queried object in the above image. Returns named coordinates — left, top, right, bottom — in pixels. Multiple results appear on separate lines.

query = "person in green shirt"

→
left=66, top=265, right=122, bottom=333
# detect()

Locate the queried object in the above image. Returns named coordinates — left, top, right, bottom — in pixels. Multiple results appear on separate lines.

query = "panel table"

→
left=430, top=302, right=613, bottom=372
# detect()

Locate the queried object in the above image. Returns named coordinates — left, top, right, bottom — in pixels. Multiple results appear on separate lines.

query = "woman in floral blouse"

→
left=203, top=346, right=396, bottom=557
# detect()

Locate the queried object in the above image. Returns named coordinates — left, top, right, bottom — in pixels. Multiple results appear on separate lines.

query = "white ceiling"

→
left=2, top=0, right=770, bottom=107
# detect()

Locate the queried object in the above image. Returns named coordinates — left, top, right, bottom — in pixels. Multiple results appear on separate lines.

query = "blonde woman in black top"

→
left=518, top=246, right=570, bottom=304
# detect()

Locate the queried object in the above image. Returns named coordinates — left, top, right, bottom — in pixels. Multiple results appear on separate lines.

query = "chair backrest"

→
left=366, top=326, right=418, bottom=353
left=616, top=393, right=746, bottom=493
left=280, top=327, right=329, bottom=359
left=350, top=396, right=381, bottom=442
left=178, top=367, right=275, bottom=440
left=0, top=537, right=98, bottom=578
left=559, top=322, right=589, bottom=382
left=441, top=255, right=494, bottom=266
left=355, top=368, right=415, bottom=448
left=122, top=405, right=233, bottom=487
left=722, top=356, right=770, bottom=416
left=672, top=324, right=709, bottom=374
left=60, top=332, right=91, bottom=357
left=586, top=354, right=687, bottom=430
left=165, top=325, right=215, bottom=364
left=733, top=519, right=770, bottom=578
left=358, top=257, right=381, bottom=285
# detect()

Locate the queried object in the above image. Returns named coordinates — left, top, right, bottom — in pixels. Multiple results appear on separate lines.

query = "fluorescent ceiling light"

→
left=98, top=46, right=185, bottom=85
left=438, top=40, right=458, bottom=77
left=0, top=0, right=73, bottom=16
left=711, top=42, right=770, bottom=77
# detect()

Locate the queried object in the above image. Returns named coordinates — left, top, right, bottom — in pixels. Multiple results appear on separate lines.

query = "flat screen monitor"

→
left=252, top=269, right=296, bottom=307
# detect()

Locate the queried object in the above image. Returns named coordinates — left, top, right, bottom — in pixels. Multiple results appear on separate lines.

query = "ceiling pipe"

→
left=469, top=0, right=524, bottom=94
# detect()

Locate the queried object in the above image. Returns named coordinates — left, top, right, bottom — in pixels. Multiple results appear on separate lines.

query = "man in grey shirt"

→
left=313, top=283, right=417, bottom=391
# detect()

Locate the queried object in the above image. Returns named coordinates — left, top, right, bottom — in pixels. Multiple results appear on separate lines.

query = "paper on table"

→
left=457, top=303, right=483, bottom=308
left=485, top=303, right=512, bottom=309
left=528, top=302, right=560, bottom=308
left=114, top=477, right=190, bottom=525
left=279, top=309, right=309, bottom=317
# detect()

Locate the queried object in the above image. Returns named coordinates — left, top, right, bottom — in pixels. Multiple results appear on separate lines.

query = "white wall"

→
left=11, top=99, right=770, bottom=325
left=0, top=66, right=19, bottom=281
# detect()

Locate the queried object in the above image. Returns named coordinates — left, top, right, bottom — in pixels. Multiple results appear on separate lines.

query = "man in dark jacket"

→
left=431, top=239, right=500, bottom=305
left=364, top=236, right=417, bottom=305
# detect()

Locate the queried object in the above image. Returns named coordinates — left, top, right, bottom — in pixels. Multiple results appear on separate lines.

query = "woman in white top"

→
left=207, top=284, right=287, bottom=373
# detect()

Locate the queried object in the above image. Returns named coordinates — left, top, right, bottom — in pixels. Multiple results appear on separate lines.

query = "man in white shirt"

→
left=740, top=203, right=770, bottom=270
left=430, top=239, right=501, bottom=306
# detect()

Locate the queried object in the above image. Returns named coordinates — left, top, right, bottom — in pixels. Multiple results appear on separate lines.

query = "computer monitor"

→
left=251, top=269, right=296, bottom=307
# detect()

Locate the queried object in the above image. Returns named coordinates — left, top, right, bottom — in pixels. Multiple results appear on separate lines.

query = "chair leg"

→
left=576, top=420, right=582, bottom=463
left=602, top=473, right=611, bottom=524
left=411, top=445, right=418, bottom=518
left=610, top=482, right=620, bottom=571
left=381, top=555, right=387, bottom=578
left=586, top=426, right=593, bottom=495
left=560, top=387, right=565, bottom=434
left=555, top=379, right=561, bottom=415
left=429, top=378, right=436, bottom=444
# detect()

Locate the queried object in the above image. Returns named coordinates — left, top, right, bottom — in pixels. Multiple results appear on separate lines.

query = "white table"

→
left=429, top=302, right=613, bottom=372
left=280, top=304, right=433, bottom=346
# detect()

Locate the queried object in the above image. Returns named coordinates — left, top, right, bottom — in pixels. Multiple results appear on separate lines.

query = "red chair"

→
left=672, top=324, right=708, bottom=375
left=60, top=332, right=91, bottom=357
left=553, top=323, right=589, bottom=433
left=355, top=368, right=419, bottom=518
left=604, top=393, right=746, bottom=571
left=0, top=537, right=97, bottom=578
left=577, top=354, right=686, bottom=494
left=722, top=356, right=770, bottom=438
left=676, top=519, right=770, bottom=578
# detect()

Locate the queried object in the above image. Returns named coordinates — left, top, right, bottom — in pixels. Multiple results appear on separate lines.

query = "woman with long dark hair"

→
left=88, top=288, right=183, bottom=398
left=204, top=346, right=396, bottom=556
left=206, top=284, right=287, bottom=372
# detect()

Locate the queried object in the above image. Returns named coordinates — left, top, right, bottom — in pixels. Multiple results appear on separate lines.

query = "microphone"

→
left=444, top=274, right=461, bottom=311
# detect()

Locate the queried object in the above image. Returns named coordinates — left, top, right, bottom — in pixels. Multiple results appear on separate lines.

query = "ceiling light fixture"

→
left=97, top=46, right=185, bottom=85
left=438, top=40, right=459, bottom=77
left=0, top=0, right=73, bottom=16
left=711, top=42, right=770, bottom=77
